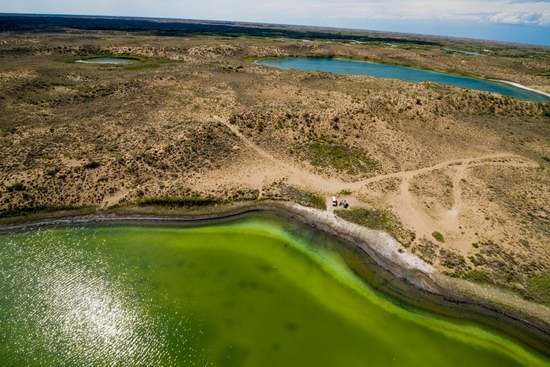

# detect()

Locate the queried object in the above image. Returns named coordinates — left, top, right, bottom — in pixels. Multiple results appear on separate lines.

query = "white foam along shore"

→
left=288, top=204, right=437, bottom=288
left=287, top=204, right=550, bottom=324
left=495, top=80, right=550, bottom=99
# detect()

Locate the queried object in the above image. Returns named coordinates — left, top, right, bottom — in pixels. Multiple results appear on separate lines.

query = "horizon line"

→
left=1, top=11, right=549, bottom=48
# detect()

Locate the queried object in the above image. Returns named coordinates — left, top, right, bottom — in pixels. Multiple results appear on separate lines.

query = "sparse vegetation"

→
left=303, top=192, right=326, bottom=210
left=528, top=273, right=550, bottom=304
left=468, top=253, right=487, bottom=266
left=126, top=57, right=169, bottom=70
left=462, top=269, right=492, bottom=284
left=305, top=135, right=378, bottom=176
left=335, top=208, right=415, bottom=246
left=411, top=238, right=439, bottom=264
left=136, top=197, right=220, bottom=207
left=6, top=181, right=25, bottom=192
left=0, top=205, right=80, bottom=218
left=461, top=240, right=550, bottom=304
left=439, top=248, right=466, bottom=274
left=46, top=168, right=60, bottom=176
left=281, top=186, right=326, bottom=210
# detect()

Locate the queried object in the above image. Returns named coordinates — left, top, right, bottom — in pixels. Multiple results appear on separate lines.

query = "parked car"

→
left=331, top=196, right=337, bottom=207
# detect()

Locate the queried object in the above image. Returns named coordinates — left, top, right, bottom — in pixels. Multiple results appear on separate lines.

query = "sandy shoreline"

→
left=1, top=201, right=549, bottom=355
left=495, top=80, right=550, bottom=99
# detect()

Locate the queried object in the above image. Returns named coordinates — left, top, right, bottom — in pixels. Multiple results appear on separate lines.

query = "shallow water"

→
left=0, top=215, right=548, bottom=366
left=257, top=58, right=550, bottom=102
left=444, top=48, right=485, bottom=56
left=79, top=57, right=135, bottom=64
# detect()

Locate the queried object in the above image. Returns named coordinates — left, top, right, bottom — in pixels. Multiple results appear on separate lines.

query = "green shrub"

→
left=432, top=231, right=445, bottom=243
left=84, top=161, right=101, bottom=169
left=256, top=120, right=265, bottom=133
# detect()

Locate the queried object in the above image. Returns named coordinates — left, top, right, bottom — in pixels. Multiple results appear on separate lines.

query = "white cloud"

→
left=1, top=0, right=550, bottom=28
left=289, top=0, right=550, bottom=26
left=489, top=11, right=550, bottom=26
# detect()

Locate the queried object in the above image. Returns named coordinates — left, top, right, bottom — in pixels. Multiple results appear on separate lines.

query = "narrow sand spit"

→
left=495, top=80, right=550, bottom=98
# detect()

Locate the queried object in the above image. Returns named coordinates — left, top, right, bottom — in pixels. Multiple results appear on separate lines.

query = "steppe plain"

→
left=0, top=18, right=549, bottom=310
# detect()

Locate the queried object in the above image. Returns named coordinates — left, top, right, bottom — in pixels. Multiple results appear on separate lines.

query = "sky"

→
left=1, top=0, right=550, bottom=46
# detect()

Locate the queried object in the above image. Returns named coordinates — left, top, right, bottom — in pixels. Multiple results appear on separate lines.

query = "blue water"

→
left=258, top=58, right=550, bottom=102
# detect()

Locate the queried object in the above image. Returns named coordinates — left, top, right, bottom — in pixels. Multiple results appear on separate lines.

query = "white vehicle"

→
left=331, top=196, right=337, bottom=207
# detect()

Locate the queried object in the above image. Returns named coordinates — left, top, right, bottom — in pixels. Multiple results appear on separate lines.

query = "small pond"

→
left=258, top=58, right=550, bottom=102
left=78, top=57, right=136, bottom=64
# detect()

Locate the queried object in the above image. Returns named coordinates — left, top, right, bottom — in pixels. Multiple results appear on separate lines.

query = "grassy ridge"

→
left=135, top=197, right=221, bottom=207
left=0, top=206, right=84, bottom=218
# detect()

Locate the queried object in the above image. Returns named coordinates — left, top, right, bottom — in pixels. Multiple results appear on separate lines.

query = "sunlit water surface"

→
left=0, top=216, right=548, bottom=366
left=257, top=57, right=550, bottom=102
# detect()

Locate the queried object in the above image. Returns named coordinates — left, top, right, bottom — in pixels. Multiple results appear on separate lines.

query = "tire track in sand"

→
left=212, top=115, right=538, bottom=242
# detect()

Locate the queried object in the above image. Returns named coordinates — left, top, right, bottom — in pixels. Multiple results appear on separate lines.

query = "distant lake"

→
left=258, top=58, right=550, bottom=102
left=78, top=57, right=136, bottom=64
left=444, top=48, right=485, bottom=56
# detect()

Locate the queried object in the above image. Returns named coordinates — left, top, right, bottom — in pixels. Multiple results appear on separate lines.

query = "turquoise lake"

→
left=257, top=58, right=550, bottom=102
left=79, top=57, right=136, bottom=64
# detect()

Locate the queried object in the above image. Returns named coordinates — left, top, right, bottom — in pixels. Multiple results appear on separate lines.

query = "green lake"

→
left=0, top=214, right=548, bottom=366
left=257, top=58, right=550, bottom=102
